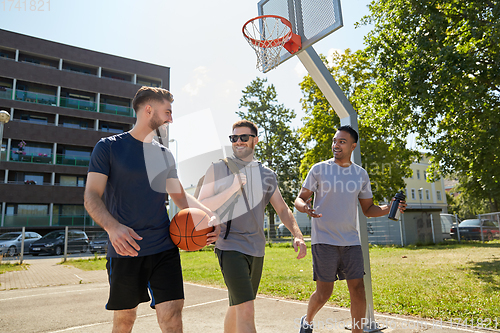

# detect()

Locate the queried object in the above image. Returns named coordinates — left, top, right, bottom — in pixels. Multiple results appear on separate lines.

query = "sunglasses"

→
left=229, top=134, right=256, bottom=143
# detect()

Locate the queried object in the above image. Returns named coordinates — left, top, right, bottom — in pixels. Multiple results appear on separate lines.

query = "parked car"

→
left=29, top=230, right=89, bottom=256
left=450, top=219, right=500, bottom=241
left=89, top=231, right=108, bottom=254
left=440, top=214, right=460, bottom=240
left=0, top=232, right=42, bottom=256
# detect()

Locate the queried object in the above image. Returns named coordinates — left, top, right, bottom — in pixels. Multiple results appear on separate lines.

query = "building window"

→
left=417, top=170, right=420, bottom=180
left=418, top=189, right=423, bottom=200
left=24, top=173, right=44, bottom=185
left=411, top=189, right=416, bottom=200
left=437, top=191, right=442, bottom=201
left=425, top=189, right=430, bottom=200
left=17, top=204, right=49, bottom=215
left=60, top=175, right=86, bottom=187
left=405, top=188, right=408, bottom=198
left=424, top=171, right=427, bottom=180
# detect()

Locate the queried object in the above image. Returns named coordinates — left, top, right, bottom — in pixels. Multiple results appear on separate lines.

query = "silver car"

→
left=0, top=232, right=42, bottom=256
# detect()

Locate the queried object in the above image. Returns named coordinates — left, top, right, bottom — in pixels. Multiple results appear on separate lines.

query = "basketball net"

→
left=243, top=15, right=301, bottom=72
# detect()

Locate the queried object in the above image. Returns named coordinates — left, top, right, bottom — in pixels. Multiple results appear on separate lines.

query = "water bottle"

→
left=388, top=191, right=406, bottom=221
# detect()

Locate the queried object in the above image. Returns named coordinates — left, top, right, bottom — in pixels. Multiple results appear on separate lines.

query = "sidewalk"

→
left=0, top=256, right=107, bottom=290
left=0, top=257, right=496, bottom=332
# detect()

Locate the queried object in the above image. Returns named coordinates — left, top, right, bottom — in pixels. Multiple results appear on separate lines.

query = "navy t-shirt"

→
left=88, top=132, right=178, bottom=257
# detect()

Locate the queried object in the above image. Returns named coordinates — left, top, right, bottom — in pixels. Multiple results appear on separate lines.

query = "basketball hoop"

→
left=242, top=15, right=302, bottom=72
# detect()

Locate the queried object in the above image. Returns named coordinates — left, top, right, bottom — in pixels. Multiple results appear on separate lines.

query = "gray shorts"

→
left=312, top=244, right=365, bottom=282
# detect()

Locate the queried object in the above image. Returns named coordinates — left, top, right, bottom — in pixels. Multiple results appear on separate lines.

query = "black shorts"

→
left=106, top=247, right=184, bottom=311
left=312, top=244, right=365, bottom=282
left=215, top=249, right=264, bottom=306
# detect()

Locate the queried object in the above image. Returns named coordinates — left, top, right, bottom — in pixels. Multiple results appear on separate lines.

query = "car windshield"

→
left=460, top=220, right=480, bottom=226
left=0, top=233, right=20, bottom=240
left=42, top=232, right=65, bottom=239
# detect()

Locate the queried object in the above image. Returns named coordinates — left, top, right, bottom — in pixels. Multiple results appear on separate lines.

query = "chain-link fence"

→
left=0, top=227, right=107, bottom=264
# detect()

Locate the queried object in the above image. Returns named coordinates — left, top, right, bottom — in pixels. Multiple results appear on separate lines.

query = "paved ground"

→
left=0, top=256, right=495, bottom=332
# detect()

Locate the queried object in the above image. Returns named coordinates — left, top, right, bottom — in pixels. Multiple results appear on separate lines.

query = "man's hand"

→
left=303, top=197, right=322, bottom=218
left=232, top=173, right=247, bottom=189
left=107, top=224, right=142, bottom=257
left=392, top=198, right=408, bottom=213
left=293, top=237, right=307, bottom=259
left=206, top=223, right=221, bottom=245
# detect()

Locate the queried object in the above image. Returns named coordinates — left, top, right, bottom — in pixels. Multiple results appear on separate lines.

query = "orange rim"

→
left=242, top=15, right=293, bottom=49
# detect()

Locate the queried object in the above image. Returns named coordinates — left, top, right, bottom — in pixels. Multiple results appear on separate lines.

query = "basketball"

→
left=169, top=208, right=214, bottom=251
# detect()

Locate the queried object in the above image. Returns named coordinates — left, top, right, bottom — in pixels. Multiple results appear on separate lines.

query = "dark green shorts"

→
left=215, top=248, right=264, bottom=306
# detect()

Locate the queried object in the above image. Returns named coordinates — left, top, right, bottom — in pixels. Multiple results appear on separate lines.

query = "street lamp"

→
left=0, top=110, right=11, bottom=161
left=169, top=138, right=178, bottom=168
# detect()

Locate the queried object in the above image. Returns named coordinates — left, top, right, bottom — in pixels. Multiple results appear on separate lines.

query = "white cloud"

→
left=182, top=66, right=208, bottom=96
left=294, top=60, right=307, bottom=78
left=327, top=48, right=345, bottom=66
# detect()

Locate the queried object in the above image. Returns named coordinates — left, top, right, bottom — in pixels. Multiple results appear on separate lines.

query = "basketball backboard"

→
left=257, top=0, right=343, bottom=71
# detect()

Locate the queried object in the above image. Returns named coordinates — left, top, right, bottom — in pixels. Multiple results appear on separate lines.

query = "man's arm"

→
left=166, top=177, right=220, bottom=244
left=197, top=164, right=246, bottom=211
left=270, top=188, right=307, bottom=259
left=358, top=197, right=407, bottom=217
left=294, top=187, right=322, bottom=218
left=84, top=172, right=142, bottom=257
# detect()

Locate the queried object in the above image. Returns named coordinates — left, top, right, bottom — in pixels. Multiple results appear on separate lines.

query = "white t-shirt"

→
left=302, top=160, right=373, bottom=246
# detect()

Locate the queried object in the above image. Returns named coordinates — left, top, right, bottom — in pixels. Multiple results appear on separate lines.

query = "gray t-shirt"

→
left=303, top=160, right=373, bottom=246
left=211, top=157, right=278, bottom=257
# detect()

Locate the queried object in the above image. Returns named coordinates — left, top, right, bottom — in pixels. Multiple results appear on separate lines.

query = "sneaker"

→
left=299, top=315, right=313, bottom=333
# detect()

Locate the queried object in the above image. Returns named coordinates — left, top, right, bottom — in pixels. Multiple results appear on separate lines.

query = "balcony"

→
left=56, top=154, right=90, bottom=167
left=10, top=152, right=53, bottom=164
left=4, top=215, right=51, bottom=227
left=3, top=215, right=94, bottom=227
left=53, top=215, right=94, bottom=227
left=100, top=103, right=134, bottom=117
left=15, top=90, right=57, bottom=106
left=0, top=87, right=13, bottom=100
left=60, top=96, right=97, bottom=111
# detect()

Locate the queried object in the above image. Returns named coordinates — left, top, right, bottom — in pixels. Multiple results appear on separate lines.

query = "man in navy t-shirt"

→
left=84, top=86, right=218, bottom=333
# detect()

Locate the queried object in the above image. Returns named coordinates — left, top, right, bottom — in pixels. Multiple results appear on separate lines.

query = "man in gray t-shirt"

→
left=198, top=120, right=307, bottom=333
left=295, top=125, right=407, bottom=333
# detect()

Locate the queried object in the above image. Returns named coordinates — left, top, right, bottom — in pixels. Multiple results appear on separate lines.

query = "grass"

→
left=0, top=262, right=28, bottom=274
left=63, top=240, right=500, bottom=324
left=61, top=255, right=107, bottom=271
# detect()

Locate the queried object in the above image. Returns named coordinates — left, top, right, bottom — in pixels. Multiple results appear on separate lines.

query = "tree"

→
left=299, top=49, right=418, bottom=202
left=359, top=0, right=500, bottom=210
left=238, top=77, right=304, bottom=237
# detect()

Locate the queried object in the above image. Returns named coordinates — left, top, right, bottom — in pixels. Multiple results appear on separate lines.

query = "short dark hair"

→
left=337, top=125, right=358, bottom=143
left=132, top=86, right=174, bottom=112
left=232, top=119, right=258, bottom=136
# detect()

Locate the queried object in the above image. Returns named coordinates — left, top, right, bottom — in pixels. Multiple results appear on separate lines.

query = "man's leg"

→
left=156, top=299, right=184, bottom=333
left=306, top=280, right=334, bottom=324
left=112, top=307, right=138, bottom=333
left=224, top=300, right=256, bottom=333
left=346, top=278, right=366, bottom=333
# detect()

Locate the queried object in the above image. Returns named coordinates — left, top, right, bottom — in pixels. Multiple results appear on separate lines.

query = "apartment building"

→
left=0, top=29, right=169, bottom=231
left=404, top=154, right=447, bottom=212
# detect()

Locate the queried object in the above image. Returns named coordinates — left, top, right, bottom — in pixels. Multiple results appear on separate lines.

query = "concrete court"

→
left=0, top=257, right=492, bottom=333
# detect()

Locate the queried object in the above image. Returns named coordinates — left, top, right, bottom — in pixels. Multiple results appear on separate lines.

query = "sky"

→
left=1, top=0, right=375, bottom=166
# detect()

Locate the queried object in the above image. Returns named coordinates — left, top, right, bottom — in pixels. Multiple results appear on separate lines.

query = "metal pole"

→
left=64, top=226, right=69, bottom=262
left=455, top=214, right=460, bottom=243
left=479, top=214, right=483, bottom=242
left=20, top=227, right=25, bottom=264
left=430, top=214, right=435, bottom=244
left=296, top=47, right=383, bottom=332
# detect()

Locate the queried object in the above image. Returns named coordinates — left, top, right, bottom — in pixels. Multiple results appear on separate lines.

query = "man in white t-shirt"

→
left=294, top=125, right=406, bottom=333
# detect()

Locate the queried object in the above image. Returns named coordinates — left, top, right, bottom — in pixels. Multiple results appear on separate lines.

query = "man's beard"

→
left=149, top=111, right=164, bottom=131
left=233, top=146, right=254, bottom=160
